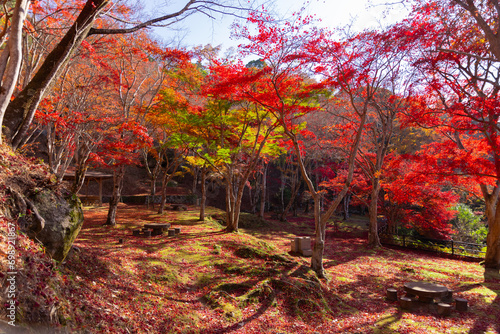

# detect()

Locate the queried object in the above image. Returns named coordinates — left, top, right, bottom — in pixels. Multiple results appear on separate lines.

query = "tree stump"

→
left=455, top=298, right=468, bottom=311
left=168, top=229, right=176, bottom=236
left=386, top=288, right=398, bottom=301
left=174, top=227, right=181, bottom=235
left=399, top=296, right=413, bottom=310
left=132, top=229, right=141, bottom=236
left=437, top=303, right=452, bottom=316
left=118, top=238, right=123, bottom=244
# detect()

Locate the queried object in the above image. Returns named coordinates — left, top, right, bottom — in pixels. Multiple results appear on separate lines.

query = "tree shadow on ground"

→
left=206, top=298, right=274, bottom=334
left=467, top=268, right=500, bottom=333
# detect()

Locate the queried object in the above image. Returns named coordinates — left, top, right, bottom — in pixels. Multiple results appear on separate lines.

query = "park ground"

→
left=3, top=203, right=500, bottom=333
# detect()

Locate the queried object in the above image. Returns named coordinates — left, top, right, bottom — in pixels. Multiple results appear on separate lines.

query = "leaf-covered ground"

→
left=3, top=204, right=500, bottom=333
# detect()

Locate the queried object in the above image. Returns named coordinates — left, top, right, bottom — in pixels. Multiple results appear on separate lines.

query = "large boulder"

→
left=26, top=190, right=84, bottom=262
left=0, top=145, right=83, bottom=262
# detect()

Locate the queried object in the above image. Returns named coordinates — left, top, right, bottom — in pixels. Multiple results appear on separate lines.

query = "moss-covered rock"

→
left=28, top=191, right=83, bottom=262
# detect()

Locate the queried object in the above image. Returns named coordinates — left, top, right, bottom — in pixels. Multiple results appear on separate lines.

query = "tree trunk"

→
left=310, top=197, right=325, bottom=276
left=3, top=0, right=110, bottom=148
left=258, top=163, right=268, bottom=218
left=280, top=168, right=300, bottom=221
left=225, top=182, right=238, bottom=232
left=367, top=180, right=382, bottom=248
left=158, top=169, right=172, bottom=214
left=482, top=185, right=500, bottom=268
left=0, top=0, right=30, bottom=145
left=286, top=110, right=367, bottom=278
left=484, top=216, right=500, bottom=269
left=71, top=142, right=92, bottom=194
left=343, top=193, right=351, bottom=220
left=199, top=168, right=207, bottom=221
left=71, top=164, right=87, bottom=195
left=223, top=169, right=249, bottom=233
left=192, top=165, right=199, bottom=194
left=104, top=165, right=125, bottom=226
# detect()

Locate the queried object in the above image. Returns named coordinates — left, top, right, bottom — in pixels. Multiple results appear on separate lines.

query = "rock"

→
left=26, top=190, right=83, bottom=262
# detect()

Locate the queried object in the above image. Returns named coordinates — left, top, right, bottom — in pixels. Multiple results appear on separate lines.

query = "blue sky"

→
left=141, top=0, right=408, bottom=51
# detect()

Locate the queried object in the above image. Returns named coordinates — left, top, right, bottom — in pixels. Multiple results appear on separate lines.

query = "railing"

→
left=379, top=232, right=486, bottom=259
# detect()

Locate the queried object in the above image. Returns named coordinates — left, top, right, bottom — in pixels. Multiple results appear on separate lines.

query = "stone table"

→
left=143, top=223, right=171, bottom=236
left=404, top=281, right=450, bottom=303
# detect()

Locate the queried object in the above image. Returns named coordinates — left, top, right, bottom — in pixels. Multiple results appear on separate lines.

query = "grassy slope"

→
left=2, top=204, right=500, bottom=333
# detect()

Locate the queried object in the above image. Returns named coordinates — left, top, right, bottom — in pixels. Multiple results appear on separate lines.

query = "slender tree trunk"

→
left=280, top=168, right=300, bottom=221
left=224, top=171, right=248, bottom=233
left=225, top=180, right=238, bottom=232
left=149, top=176, right=157, bottom=209
left=258, top=163, right=268, bottom=218
left=158, top=169, right=172, bottom=214
left=367, top=180, right=382, bottom=247
left=71, top=143, right=92, bottom=194
left=311, top=196, right=324, bottom=272
left=247, top=184, right=255, bottom=213
left=71, top=164, right=88, bottom=195
left=157, top=152, right=183, bottom=214
left=0, top=0, right=30, bottom=145
left=343, top=193, right=351, bottom=220
left=199, top=168, right=207, bottom=221
left=105, top=165, right=125, bottom=226
left=192, top=166, right=199, bottom=194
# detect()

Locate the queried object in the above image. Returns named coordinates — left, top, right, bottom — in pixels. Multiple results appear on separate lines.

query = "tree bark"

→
left=482, top=184, right=500, bottom=268
left=343, top=193, right=351, bottom=220
left=258, top=163, right=268, bottom=218
left=3, top=0, right=110, bottom=148
left=105, top=165, right=125, bottom=226
left=158, top=168, right=175, bottom=214
left=367, top=180, right=382, bottom=248
left=199, top=167, right=207, bottom=221
left=225, top=178, right=239, bottom=232
left=280, top=165, right=300, bottom=222
left=0, top=0, right=30, bottom=145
